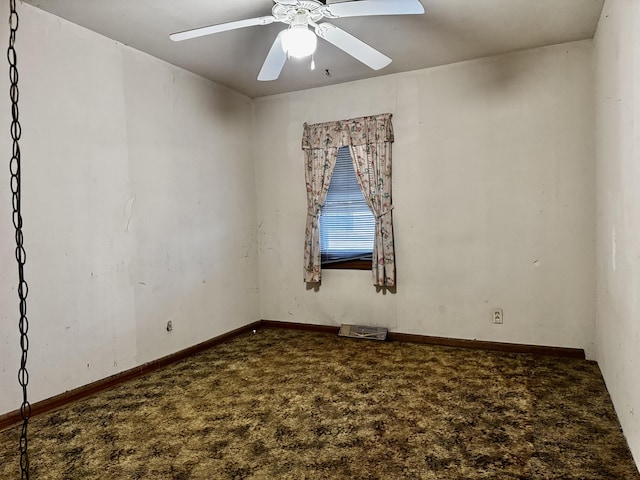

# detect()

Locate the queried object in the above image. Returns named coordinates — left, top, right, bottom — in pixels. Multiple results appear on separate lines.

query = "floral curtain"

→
left=350, top=139, right=395, bottom=287
left=302, top=113, right=395, bottom=286
left=302, top=146, right=338, bottom=283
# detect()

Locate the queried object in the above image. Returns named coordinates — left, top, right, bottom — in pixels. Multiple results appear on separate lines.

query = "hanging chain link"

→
left=8, top=0, right=31, bottom=478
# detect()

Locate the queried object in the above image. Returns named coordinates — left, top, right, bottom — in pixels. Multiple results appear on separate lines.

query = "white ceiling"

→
left=23, top=0, right=604, bottom=98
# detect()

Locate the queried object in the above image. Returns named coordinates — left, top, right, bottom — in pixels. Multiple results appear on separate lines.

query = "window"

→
left=320, top=146, right=375, bottom=269
left=302, top=114, right=395, bottom=285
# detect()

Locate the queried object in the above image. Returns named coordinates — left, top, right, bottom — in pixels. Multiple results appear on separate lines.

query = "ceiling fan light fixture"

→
left=281, top=24, right=317, bottom=58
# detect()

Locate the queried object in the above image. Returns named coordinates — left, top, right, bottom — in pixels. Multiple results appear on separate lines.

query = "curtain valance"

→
left=302, top=113, right=394, bottom=150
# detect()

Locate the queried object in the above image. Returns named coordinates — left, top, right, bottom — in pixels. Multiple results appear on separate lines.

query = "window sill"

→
left=322, top=259, right=372, bottom=270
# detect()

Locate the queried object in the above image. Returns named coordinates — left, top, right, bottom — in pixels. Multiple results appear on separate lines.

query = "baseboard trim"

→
left=260, top=319, right=586, bottom=360
left=387, top=331, right=585, bottom=359
left=0, top=320, right=261, bottom=432
left=0, top=318, right=585, bottom=431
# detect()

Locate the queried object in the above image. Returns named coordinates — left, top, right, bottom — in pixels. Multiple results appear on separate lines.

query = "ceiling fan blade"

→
left=258, top=32, right=288, bottom=81
left=325, top=0, right=424, bottom=18
left=170, top=16, right=274, bottom=42
left=315, top=23, right=391, bottom=70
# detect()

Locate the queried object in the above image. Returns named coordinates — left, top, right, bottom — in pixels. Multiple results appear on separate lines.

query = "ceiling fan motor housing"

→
left=272, top=0, right=329, bottom=25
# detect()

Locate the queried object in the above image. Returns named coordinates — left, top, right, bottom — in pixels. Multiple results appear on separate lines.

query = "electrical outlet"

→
left=166, top=320, right=173, bottom=332
left=492, top=308, right=503, bottom=324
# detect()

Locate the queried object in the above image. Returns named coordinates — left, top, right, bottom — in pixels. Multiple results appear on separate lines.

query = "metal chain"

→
left=8, top=0, right=31, bottom=478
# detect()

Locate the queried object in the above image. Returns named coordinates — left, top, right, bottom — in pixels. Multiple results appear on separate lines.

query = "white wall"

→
left=254, top=41, right=596, bottom=357
left=0, top=4, right=259, bottom=414
left=594, top=0, right=640, bottom=465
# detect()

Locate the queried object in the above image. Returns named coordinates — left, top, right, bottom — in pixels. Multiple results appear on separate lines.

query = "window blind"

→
left=320, top=146, right=375, bottom=264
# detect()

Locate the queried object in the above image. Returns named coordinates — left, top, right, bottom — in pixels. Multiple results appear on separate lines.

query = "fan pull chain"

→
left=8, top=0, right=31, bottom=478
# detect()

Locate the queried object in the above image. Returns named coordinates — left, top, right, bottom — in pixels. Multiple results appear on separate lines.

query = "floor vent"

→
left=338, top=324, right=388, bottom=341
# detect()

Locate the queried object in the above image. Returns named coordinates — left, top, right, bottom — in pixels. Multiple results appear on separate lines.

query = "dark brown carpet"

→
left=1, top=328, right=638, bottom=479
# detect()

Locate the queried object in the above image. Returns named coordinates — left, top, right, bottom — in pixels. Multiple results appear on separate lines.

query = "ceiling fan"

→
left=170, top=0, right=425, bottom=81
